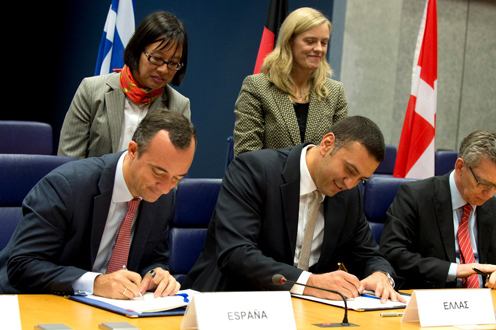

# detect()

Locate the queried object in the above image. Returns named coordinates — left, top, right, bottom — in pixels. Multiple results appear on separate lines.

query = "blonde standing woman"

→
left=233, top=7, right=348, bottom=156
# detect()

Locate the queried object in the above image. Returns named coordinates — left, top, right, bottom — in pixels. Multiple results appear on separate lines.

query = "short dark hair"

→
left=328, top=116, right=385, bottom=163
left=132, top=110, right=196, bottom=155
left=124, top=11, right=188, bottom=86
left=459, top=130, right=496, bottom=168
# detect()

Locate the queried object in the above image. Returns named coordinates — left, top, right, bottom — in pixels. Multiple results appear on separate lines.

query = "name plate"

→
left=181, top=291, right=296, bottom=330
left=402, top=289, right=496, bottom=327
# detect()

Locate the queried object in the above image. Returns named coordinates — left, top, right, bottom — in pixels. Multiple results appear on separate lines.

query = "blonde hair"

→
left=261, top=7, right=333, bottom=100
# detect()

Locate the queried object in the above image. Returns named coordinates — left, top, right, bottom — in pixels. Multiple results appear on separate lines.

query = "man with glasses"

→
left=380, top=130, right=496, bottom=289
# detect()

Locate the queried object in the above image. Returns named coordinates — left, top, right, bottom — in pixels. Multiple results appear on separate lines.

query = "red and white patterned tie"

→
left=106, top=198, right=141, bottom=274
left=457, top=204, right=480, bottom=288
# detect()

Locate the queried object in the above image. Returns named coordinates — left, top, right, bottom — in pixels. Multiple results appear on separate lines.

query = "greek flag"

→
left=95, top=0, right=135, bottom=75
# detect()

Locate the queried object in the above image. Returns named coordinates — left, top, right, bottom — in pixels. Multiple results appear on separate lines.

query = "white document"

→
left=292, top=290, right=410, bottom=311
left=402, top=289, right=496, bottom=327
left=84, top=289, right=198, bottom=313
left=181, top=291, right=297, bottom=330
left=0, top=295, right=22, bottom=330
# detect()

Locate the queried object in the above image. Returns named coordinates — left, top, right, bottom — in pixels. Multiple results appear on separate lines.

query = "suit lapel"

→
left=281, top=181, right=300, bottom=255
left=281, top=144, right=308, bottom=256
left=148, top=87, right=169, bottom=113
left=272, top=87, right=302, bottom=145
left=90, top=153, right=123, bottom=267
left=105, top=76, right=126, bottom=153
left=476, top=202, right=495, bottom=263
left=434, top=175, right=457, bottom=262
left=316, top=194, right=347, bottom=268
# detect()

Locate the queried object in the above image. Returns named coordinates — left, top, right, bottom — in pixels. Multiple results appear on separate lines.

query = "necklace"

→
left=297, top=89, right=309, bottom=101
left=292, top=86, right=309, bottom=102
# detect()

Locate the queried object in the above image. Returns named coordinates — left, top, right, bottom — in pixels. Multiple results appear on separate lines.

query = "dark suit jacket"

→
left=0, top=152, right=175, bottom=295
left=183, top=144, right=396, bottom=292
left=380, top=173, right=496, bottom=289
left=233, top=74, right=348, bottom=156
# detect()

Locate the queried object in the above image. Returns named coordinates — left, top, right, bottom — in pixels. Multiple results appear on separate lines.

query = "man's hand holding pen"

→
left=339, top=262, right=405, bottom=304
left=473, top=266, right=496, bottom=289
left=304, top=262, right=405, bottom=304
left=93, top=267, right=143, bottom=300
left=92, top=266, right=180, bottom=300
left=457, top=263, right=496, bottom=289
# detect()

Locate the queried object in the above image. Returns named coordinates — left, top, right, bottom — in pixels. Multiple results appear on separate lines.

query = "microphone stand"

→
left=273, top=274, right=358, bottom=327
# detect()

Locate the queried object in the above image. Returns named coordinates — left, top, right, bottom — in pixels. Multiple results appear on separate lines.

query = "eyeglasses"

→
left=468, top=166, right=496, bottom=190
left=143, top=49, right=183, bottom=71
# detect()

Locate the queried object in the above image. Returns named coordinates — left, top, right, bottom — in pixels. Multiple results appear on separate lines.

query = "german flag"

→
left=253, top=0, right=288, bottom=74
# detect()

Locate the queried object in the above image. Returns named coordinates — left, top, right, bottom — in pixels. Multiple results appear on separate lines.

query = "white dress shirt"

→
left=117, top=98, right=149, bottom=152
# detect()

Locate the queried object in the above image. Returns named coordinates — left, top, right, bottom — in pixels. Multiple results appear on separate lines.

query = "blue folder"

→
left=68, top=295, right=186, bottom=318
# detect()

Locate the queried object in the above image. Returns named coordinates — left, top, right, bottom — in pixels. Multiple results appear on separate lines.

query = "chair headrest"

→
left=363, top=175, right=416, bottom=223
left=0, top=154, right=76, bottom=205
left=172, top=178, right=222, bottom=227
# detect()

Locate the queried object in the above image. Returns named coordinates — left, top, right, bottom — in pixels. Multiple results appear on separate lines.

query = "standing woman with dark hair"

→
left=58, top=11, right=190, bottom=159
left=233, top=7, right=348, bottom=157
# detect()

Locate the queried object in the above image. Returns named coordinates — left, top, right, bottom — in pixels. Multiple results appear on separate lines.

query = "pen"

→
left=380, top=312, right=403, bottom=317
left=337, top=262, right=348, bottom=273
left=360, top=293, right=381, bottom=300
left=122, top=266, right=145, bottom=300
left=338, top=262, right=362, bottom=297
left=473, top=267, right=491, bottom=278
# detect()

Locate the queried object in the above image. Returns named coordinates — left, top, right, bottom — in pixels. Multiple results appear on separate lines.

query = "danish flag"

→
left=394, top=0, right=437, bottom=179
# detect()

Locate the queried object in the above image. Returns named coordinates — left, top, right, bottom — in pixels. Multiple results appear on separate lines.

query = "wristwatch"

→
left=376, top=271, right=395, bottom=288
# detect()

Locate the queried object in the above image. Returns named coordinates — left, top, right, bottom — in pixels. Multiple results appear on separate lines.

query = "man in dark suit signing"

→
left=0, top=110, right=196, bottom=299
left=184, top=116, right=405, bottom=303
left=380, top=130, right=496, bottom=289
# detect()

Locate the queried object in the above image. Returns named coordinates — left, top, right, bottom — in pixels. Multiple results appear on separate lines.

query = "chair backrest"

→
left=435, top=150, right=458, bottom=176
left=226, top=136, right=234, bottom=169
left=0, top=154, right=76, bottom=250
left=168, top=178, right=222, bottom=283
left=374, top=144, right=397, bottom=175
left=0, top=120, right=53, bottom=155
left=363, top=175, right=416, bottom=243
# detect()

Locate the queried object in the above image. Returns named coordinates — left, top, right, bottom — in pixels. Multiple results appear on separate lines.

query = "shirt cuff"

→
left=72, top=272, right=101, bottom=295
left=290, top=271, right=311, bottom=295
left=447, top=263, right=458, bottom=282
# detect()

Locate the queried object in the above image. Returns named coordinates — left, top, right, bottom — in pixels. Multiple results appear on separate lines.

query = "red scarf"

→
left=115, top=65, right=164, bottom=105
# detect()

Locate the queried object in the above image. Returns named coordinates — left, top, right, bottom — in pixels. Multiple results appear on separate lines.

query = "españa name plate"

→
left=181, top=291, right=296, bottom=330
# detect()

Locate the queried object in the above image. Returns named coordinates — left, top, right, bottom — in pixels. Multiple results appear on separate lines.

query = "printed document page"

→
left=84, top=289, right=198, bottom=313
left=292, top=291, right=410, bottom=311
